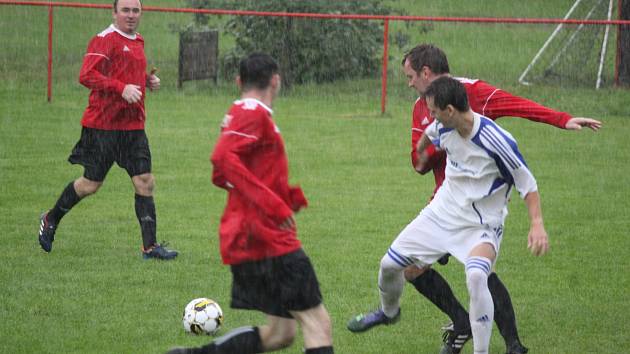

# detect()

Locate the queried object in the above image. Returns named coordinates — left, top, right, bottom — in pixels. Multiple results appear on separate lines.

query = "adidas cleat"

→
left=38, top=211, right=57, bottom=252
left=347, top=308, right=400, bottom=333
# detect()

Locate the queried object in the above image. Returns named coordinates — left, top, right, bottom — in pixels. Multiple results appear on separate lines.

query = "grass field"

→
left=1, top=1, right=630, bottom=353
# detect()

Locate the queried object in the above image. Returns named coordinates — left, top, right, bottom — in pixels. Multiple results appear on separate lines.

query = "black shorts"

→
left=68, top=127, right=151, bottom=182
left=230, top=249, right=323, bottom=318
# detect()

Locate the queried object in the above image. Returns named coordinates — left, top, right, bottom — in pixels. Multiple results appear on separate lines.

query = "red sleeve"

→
left=410, top=99, right=446, bottom=174
left=210, top=111, right=293, bottom=222
left=288, top=186, right=308, bottom=212
left=468, top=80, right=571, bottom=129
left=78, top=36, right=126, bottom=94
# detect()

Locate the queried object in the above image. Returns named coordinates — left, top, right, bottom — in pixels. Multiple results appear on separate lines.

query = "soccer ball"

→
left=182, top=298, right=224, bottom=335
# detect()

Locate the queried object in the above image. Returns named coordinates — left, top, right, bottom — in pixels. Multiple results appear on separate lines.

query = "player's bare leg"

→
left=291, top=304, right=334, bottom=353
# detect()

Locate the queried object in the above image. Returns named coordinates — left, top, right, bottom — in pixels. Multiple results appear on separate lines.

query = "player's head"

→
left=402, top=44, right=450, bottom=95
left=424, top=76, right=469, bottom=127
left=113, top=0, right=142, bottom=35
left=238, top=53, right=281, bottom=94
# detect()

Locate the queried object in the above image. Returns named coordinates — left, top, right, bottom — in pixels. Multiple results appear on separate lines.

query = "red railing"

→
left=2, top=0, right=630, bottom=111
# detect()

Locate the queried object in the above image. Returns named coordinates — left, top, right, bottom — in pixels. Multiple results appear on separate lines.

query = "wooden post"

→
left=617, top=0, right=630, bottom=86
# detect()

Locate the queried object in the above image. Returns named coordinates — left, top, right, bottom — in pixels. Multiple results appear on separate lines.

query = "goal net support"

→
left=518, top=0, right=615, bottom=89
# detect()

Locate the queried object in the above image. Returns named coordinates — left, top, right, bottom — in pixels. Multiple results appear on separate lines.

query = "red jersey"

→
left=79, top=25, right=147, bottom=130
left=211, top=98, right=307, bottom=265
left=411, top=77, right=572, bottom=197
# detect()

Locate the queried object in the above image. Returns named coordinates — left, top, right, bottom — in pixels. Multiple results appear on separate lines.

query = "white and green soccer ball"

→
left=182, top=298, right=224, bottom=335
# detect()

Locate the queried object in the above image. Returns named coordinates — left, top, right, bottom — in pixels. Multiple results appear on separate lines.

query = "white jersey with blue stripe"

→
left=425, top=112, right=538, bottom=226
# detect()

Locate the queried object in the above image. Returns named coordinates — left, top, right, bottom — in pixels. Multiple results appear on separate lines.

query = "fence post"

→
left=381, top=19, right=389, bottom=115
left=47, top=3, right=53, bottom=102
left=617, top=0, right=630, bottom=86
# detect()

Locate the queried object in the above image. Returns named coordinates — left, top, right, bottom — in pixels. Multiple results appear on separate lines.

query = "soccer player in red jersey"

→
left=348, top=44, right=600, bottom=354
left=37, top=0, right=177, bottom=260
left=167, top=53, right=333, bottom=354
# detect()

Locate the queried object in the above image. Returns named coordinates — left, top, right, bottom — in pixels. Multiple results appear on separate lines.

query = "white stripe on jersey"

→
left=235, top=98, right=273, bottom=114
left=472, top=116, right=537, bottom=198
left=478, top=127, right=520, bottom=169
left=85, top=53, right=110, bottom=60
left=222, top=130, right=258, bottom=140
left=454, top=77, right=479, bottom=85
left=481, top=89, right=500, bottom=117
left=97, top=25, right=116, bottom=38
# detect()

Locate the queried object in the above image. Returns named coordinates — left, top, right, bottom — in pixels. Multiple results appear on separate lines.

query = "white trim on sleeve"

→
left=223, top=130, right=259, bottom=140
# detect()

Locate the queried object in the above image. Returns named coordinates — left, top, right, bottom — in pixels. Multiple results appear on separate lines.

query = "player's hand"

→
left=278, top=216, right=295, bottom=230
left=122, top=84, right=142, bottom=104
left=147, top=68, right=160, bottom=91
left=527, top=221, right=549, bottom=256
left=565, top=117, right=602, bottom=131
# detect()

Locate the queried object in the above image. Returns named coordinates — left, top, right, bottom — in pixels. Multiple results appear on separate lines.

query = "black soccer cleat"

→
left=506, top=341, right=529, bottom=354
left=439, top=322, right=472, bottom=354
left=142, top=242, right=178, bottom=260
left=437, top=253, right=451, bottom=265
left=38, top=211, right=57, bottom=252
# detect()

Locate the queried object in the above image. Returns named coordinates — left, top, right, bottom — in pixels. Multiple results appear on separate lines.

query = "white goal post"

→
left=518, top=0, right=614, bottom=89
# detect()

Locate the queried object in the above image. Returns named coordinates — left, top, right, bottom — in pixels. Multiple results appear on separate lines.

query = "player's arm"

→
left=413, top=133, right=433, bottom=173
left=474, top=80, right=601, bottom=131
left=210, top=117, right=294, bottom=224
left=523, top=191, right=549, bottom=256
left=78, top=38, right=126, bottom=94
left=411, top=116, right=445, bottom=174
left=414, top=121, right=442, bottom=173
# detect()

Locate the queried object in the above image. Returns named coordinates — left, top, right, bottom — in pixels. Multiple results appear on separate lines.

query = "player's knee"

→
left=465, top=258, right=491, bottom=297
left=265, top=327, right=296, bottom=350
left=380, top=253, right=404, bottom=273
left=132, top=173, right=155, bottom=195
left=466, top=268, right=488, bottom=294
left=75, top=178, right=102, bottom=197
left=404, top=265, right=429, bottom=281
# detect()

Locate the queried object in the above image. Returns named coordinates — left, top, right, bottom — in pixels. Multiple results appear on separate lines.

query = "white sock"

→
left=465, top=256, right=494, bottom=354
left=378, top=249, right=406, bottom=318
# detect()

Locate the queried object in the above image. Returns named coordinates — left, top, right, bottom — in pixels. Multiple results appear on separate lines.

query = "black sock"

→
left=198, top=326, right=263, bottom=354
left=134, top=194, right=157, bottom=249
left=304, top=346, right=334, bottom=354
left=488, top=273, right=521, bottom=346
left=48, top=181, right=82, bottom=225
left=409, top=268, right=470, bottom=331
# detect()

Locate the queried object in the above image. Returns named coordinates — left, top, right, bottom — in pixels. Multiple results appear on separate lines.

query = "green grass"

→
left=1, top=1, right=630, bottom=353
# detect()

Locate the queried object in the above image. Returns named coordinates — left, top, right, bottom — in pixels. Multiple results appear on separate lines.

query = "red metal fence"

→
left=2, top=0, right=630, bottom=112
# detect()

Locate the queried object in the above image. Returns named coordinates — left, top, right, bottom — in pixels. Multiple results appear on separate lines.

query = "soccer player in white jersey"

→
left=348, top=76, right=549, bottom=354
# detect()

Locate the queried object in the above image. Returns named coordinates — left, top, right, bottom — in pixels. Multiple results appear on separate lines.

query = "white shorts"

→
left=388, top=208, right=503, bottom=268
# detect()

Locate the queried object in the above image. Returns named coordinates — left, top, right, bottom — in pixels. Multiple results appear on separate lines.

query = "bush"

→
left=186, top=0, right=404, bottom=88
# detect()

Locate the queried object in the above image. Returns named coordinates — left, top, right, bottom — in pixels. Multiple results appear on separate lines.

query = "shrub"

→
left=186, top=0, right=404, bottom=88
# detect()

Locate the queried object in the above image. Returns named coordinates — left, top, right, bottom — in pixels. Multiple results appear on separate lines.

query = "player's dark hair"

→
left=239, top=53, right=279, bottom=91
left=113, top=0, right=142, bottom=12
left=402, top=44, right=450, bottom=75
left=425, top=76, right=469, bottom=112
